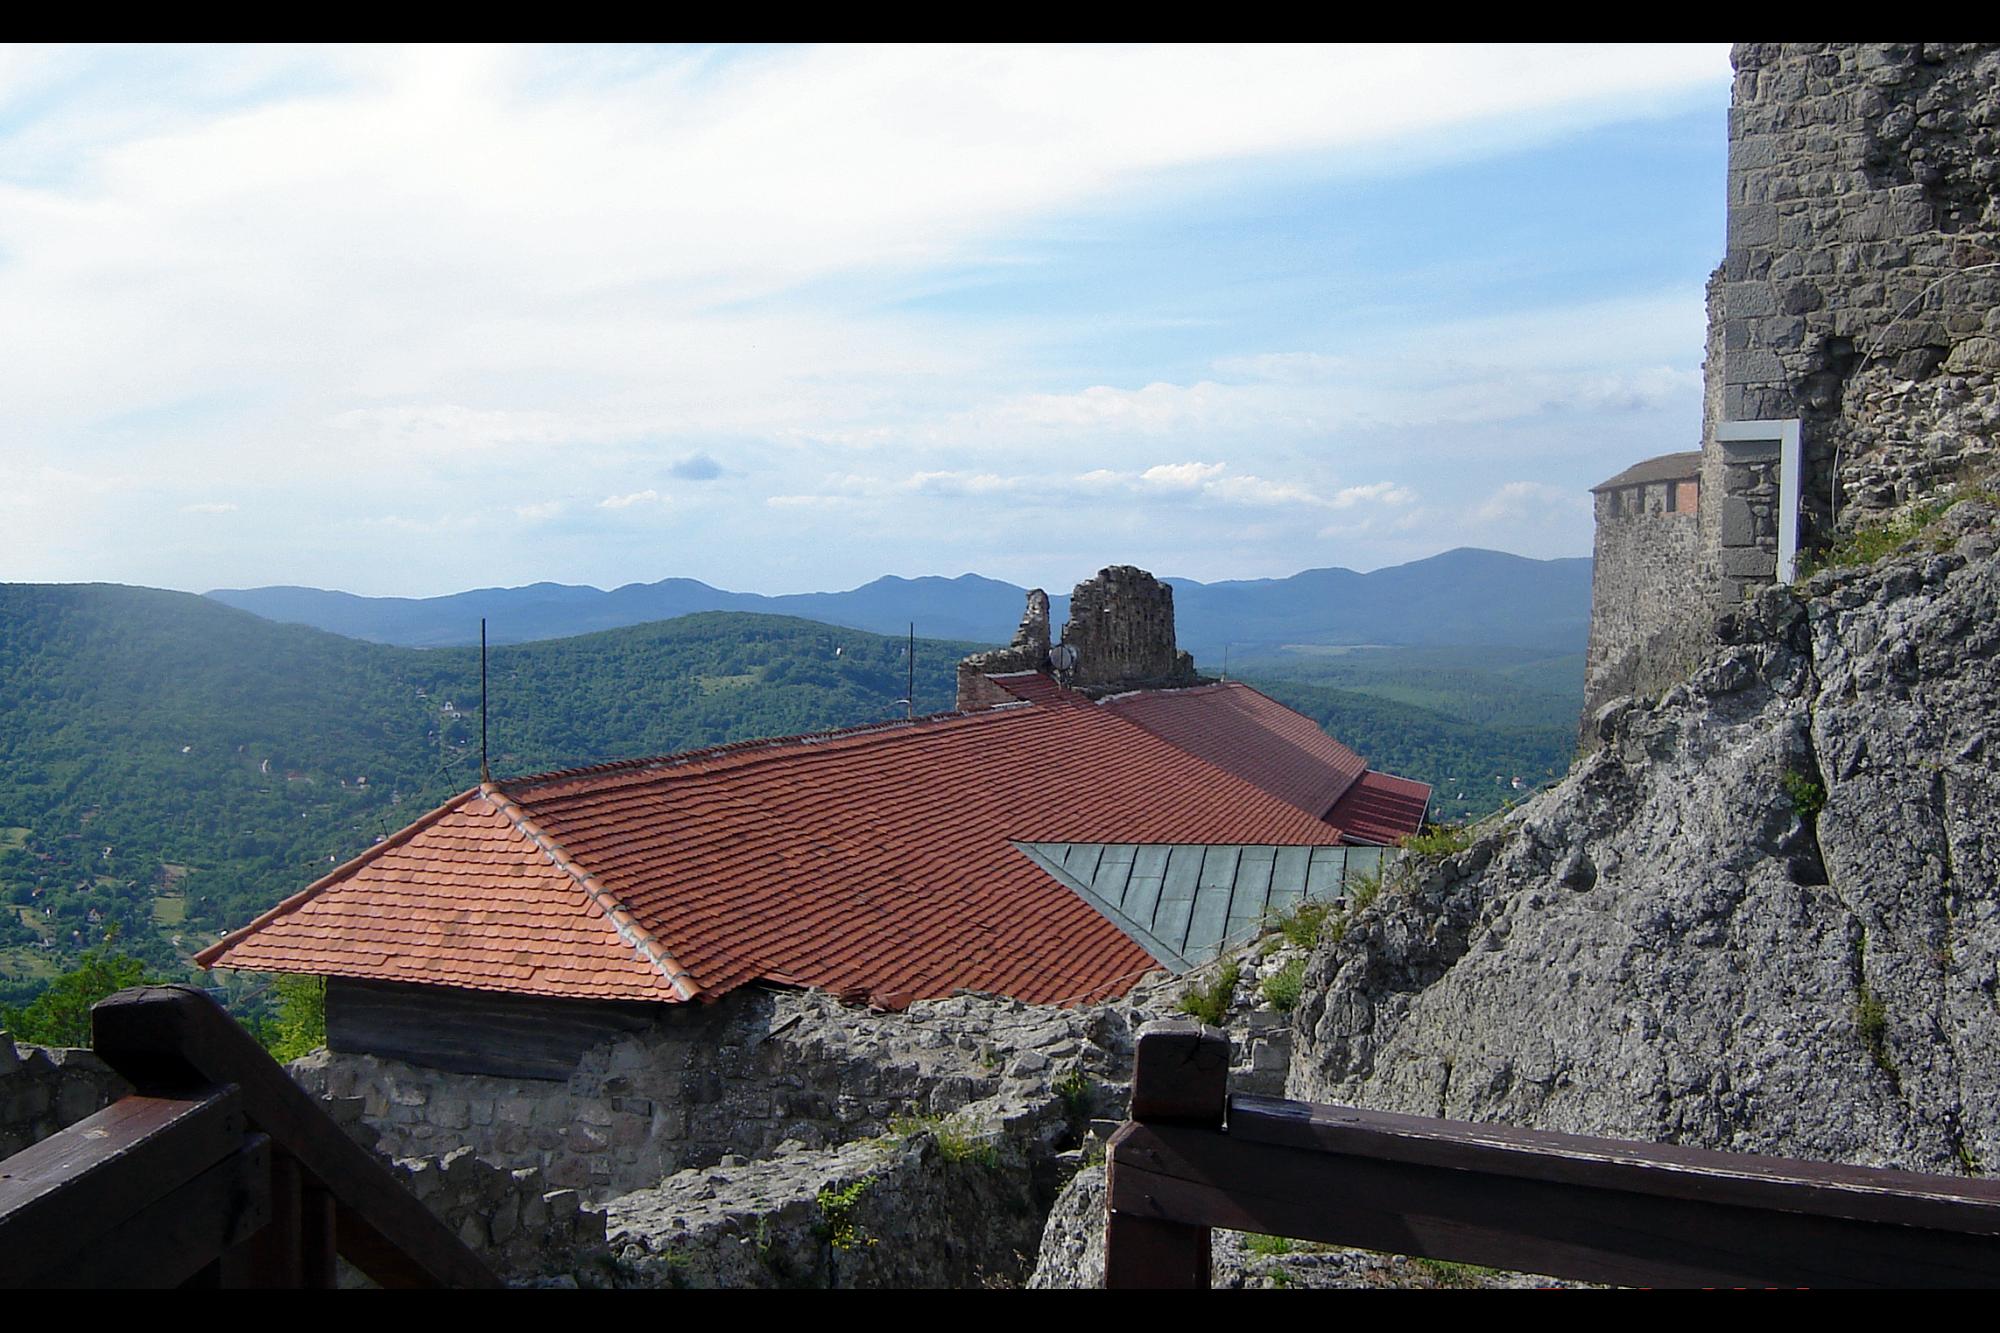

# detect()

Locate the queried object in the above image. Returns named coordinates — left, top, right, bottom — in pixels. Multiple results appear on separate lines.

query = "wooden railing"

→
left=0, top=985, right=498, bottom=1288
left=1105, top=1021, right=2000, bottom=1288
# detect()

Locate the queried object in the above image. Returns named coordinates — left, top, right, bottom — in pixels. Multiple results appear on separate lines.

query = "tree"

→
left=0, top=947, right=155, bottom=1046
left=263, top=973, right=327, bottom=1062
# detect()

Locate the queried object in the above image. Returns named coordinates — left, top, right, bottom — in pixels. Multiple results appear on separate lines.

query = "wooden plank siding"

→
left=327, top=976, right=662, bottom=1080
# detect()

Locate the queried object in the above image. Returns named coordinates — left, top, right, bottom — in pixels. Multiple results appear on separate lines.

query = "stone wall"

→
left=1712, top=42, right=2000, bottom=551
left=1058, top=566, right=1197, bottom=695
left=955, top=589, right=1050, bottom=710
left=1581, top=476, right=1707, bottom=743
left=291, top=984, right=1134, bottom=1201
left=0, top=1033, right=129, bottom=1157
left=1585, top=42, right=2000, bottom=740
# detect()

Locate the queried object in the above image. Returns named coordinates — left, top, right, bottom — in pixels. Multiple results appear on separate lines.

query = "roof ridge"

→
left=501, top=703, right=1031, bottom=793
left=195, top=787, right=485, bottom=968
left=480, top=781, right=701, bottom=1001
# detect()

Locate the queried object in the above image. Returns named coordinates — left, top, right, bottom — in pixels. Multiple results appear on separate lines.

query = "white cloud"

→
left=0, top=44, right=1726, bottom=592
left=1475, top=480, right=1592, bottom=524
left=1138, top=460, right=1228, bottom=490
left=179, top=501, right=238, bottom=514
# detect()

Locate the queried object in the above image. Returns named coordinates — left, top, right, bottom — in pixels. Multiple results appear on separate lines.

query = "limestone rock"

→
left=1294, top=526, right=2000, bottom=1177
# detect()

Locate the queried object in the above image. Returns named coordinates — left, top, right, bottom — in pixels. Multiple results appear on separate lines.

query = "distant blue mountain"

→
left=207, top=547, right=1592, bottom=656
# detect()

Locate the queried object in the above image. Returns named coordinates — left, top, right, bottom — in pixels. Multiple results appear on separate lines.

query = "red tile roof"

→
left=195, top=791, right=687, bottom=1003
left=1324, top=769, right=1434, bottom=847
left=1098, top=682, right=1371, bottom=824
left=201, top=673, right=1426, bottom=1007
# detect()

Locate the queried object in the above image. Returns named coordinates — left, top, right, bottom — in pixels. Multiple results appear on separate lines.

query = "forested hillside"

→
left=0, top=585, right=971, bottom=1009
left=0, top=582, right=1578, bottom=1017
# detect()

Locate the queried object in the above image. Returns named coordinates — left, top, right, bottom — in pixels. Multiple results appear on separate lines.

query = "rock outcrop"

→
left=1294, top=500, right=2000, bottom=1175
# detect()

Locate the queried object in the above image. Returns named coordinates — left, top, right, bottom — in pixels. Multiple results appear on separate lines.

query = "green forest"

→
left=0, top=584, right=1579, bottom=1026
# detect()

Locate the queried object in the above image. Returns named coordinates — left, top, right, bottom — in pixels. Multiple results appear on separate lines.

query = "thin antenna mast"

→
left=907, top=622, right=915, bottom=719
left=480, top=618, right=490, bottom=784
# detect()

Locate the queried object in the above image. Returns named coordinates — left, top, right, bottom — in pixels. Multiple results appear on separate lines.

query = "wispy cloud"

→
left=0, top=44, right=1728, bottom=593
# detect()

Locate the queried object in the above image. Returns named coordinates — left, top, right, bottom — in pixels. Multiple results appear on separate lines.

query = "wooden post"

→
left=1105, top=1019, right=1230, bottom=1288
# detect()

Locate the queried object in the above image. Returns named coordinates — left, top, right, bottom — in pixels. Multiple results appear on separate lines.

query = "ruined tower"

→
left=955, top=567, right=1200, bottom=710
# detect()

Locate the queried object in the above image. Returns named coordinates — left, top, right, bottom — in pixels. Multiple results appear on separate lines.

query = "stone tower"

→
left=1581, top=42, right=2000, bottom=746
left=1058, top=566, right=1198, bottom=695
left=955, top=567, right=1200, bottom=710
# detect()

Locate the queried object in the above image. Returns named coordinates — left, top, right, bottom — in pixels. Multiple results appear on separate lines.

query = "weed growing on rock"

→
left=1270, top=898, right=1338, bottom=949
left=814, top=1176, right=877, bottom=1251
left=1176, top=960, right=1241, bottom=1026
left=1054, top=1066, right=1092, bottom=1116
left=1347, top=867, right=1384, bottom=913
left=1855, top=983, right=1892, bottom=1075
left=1412, top=1256, right=1502, bottom=1286
left=889, top=1112, right=1001, bottom=1169
left=1781, top=769, right=1826, bottom=820
left=1400, top=823, right=1473, bottom=858
left=1243, top=1233, right=1295, bottom=1256
left=1799, top=482, right=2000, bottom=580
left=1260, top=957, right=1307, bottom=1014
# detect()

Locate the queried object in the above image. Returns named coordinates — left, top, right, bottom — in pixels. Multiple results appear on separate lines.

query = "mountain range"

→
left=208, top=547, right=1593, bottom=658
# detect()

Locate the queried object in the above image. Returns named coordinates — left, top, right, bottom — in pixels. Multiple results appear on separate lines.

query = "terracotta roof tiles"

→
left=202, top=673, right=1426, bottom=1008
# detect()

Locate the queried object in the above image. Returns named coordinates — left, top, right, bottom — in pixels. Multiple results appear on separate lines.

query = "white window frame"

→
left=1715, top=418, right=1803, bottom=584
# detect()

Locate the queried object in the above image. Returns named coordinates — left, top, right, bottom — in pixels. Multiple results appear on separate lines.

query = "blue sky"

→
left=0, top=44, right=1732, bottom=597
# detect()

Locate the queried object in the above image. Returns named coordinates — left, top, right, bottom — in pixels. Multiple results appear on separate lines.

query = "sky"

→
left=0, top=43, right=1734, bottom=598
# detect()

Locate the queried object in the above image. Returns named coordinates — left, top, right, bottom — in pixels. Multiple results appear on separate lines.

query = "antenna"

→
left=480, top=618, right=490, bottom=784
left=1222, top=642, right=1229, bottom=682
left=907, top=622, right=915, bottom=719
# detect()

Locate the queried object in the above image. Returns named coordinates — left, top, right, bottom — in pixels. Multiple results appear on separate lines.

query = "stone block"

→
left=1727, top=282, right=1779, bottom=318
left=1722, top=498, right=1764, bottom=548
left=1721, top=548, right=1777, bottom=579
left=1728, top=203, right=1778, bottom=248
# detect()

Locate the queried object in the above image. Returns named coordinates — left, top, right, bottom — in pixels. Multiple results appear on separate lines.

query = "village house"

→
left=199, top=568, right=1428, bottom=1080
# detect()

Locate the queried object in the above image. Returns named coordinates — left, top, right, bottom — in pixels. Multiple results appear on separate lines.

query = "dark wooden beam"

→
left=1106, top=1021, right=1228, bottom=1289
left=91, top=985, right=499, bottom=1289
left=1108, top=1107, right=2000, bottom=1288
left=0, top=1089, right=245, bottom=1286
left=30, top=1135, right=272, bottom=1289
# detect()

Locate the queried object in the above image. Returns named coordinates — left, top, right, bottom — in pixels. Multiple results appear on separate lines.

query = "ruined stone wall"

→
left=955, top=589, right=1050, bottom=710
left=1580, top=481, right=1707, bottom=744
left=1712, top=42, right=2000, bottom=551
left=290, top=985, right=1130, bottom=1201
left=0, top=1033, right=129, bottom=1157
left=1059, top=566, right=1197, bottom=695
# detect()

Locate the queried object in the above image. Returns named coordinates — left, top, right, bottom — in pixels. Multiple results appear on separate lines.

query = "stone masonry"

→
left=1581, top=456, right=1705, bottom=746
left=1585, top=42, right=2000, bottom=743
left=1712, top=42, right=2000, bottom=550
left=1057, top=566, right=1198, bottom=696
left=954, top=588, right=1051, bottom=711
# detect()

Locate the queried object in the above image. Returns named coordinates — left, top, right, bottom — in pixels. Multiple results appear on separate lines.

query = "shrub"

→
left=264, top=973, right=326, bottom=1062
left=1260, top=957, right=1307, bottom=1013
left=0, top=948, right=155, bottom=1047
left=1400, top=823, right=1474, bottom=858
left=815, top=1176, right=877, bottom=1251
left=1176, top=960, right=1242, bottom=1026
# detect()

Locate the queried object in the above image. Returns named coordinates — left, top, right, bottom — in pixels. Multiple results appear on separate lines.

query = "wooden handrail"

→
left=0, top=985, right=499, bottom=1288
left=1104, top=1021, right=2000, bottom=1288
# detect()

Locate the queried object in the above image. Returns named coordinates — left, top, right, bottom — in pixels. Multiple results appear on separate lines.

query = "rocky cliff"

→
left=1294, top=497, right=2000, bottom=1175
